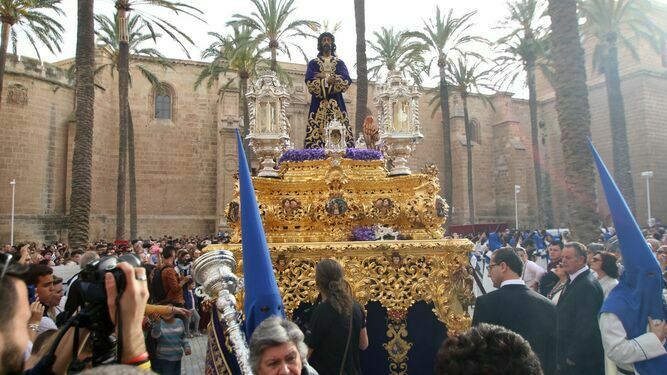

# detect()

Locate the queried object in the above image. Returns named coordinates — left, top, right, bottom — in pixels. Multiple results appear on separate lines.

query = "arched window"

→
left=154, top=84, right=173, bottom=120
left=469, top=119, right=481, bottom=145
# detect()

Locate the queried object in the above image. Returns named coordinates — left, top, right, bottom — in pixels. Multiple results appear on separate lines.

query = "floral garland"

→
left=278, top=148, right=326, bottom=163
left=278, top=148, right=383, bottom=164
left=344, top=148, right=383, bottom=161
left=351, top=226, right=378, bottom=241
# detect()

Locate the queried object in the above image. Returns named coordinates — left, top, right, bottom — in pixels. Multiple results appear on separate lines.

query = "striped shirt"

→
left=151, top=318, right=190, bottom=361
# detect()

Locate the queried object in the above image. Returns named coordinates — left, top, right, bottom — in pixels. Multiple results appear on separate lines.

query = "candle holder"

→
left=374, top=71, right=423, bottom=176
left=246, top=71, right=291, bottom=177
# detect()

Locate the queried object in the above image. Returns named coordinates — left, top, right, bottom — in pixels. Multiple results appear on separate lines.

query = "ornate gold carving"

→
left=203, top=239, right=474, bottom=332
left=226, top=159, right=447, bottom=243
left=384, top=319, right=411, bottom=375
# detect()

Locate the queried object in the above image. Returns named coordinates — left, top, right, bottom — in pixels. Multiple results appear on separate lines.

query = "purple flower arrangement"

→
left=278, top=148, right=382, bottom=164
left=345, top=148, right=383, bottom=161
left=351, top=226, right=377, bottom=241
left=278, top=148, right=326, bottom=163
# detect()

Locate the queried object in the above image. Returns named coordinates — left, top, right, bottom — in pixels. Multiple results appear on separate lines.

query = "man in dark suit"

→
left=539, top=241, right=564, bottom=296
left=557, top=241, right=605, bottom=375
left=473, top=247, right=557, bottom=375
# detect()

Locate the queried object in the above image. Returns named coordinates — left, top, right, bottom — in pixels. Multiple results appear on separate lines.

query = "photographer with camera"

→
left=0, top=252, right=150, bottom=374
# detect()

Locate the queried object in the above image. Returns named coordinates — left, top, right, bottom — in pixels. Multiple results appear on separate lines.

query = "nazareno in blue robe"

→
left=304, top=55, right=354, bottom=148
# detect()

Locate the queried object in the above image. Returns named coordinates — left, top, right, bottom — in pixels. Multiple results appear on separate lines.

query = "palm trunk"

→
left=270, top=46, right=277, bottom=72
left=128, top=103, right=137, bottom=239
left=0, top=21, right=11, bottom=110
left=463, top=93, right=475, bottom=224
left=604, top=42, right=636, bottom=215
left=354, top=0, right=368, bottom=139
left=68, top=0, right=95, bottom=251
left=438, top=61, right=453, bottom=231
left=548, top=0, right=599, bottom=243
left=115, top=7, right=130, bottom=240
left=526, top=58, right=543, bottom=227
left=240, top=76, right=250, bottom=139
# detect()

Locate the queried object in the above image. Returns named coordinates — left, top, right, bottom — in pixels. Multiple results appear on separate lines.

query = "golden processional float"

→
left=197, top=71, right=474, bottom=374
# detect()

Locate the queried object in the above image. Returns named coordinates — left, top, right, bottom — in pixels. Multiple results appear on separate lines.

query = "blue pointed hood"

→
left=590, top=140, right=666, bottom=373
left=488, top=232, right=502, bottom=251
left=236, top=130, right=285, bottom=340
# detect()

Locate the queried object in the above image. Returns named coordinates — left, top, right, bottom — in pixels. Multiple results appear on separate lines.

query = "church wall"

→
left=0, top=56, right=73, bottom=243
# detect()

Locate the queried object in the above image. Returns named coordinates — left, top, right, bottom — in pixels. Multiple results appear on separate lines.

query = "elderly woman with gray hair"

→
left=249, top=316, right=319, bottom=375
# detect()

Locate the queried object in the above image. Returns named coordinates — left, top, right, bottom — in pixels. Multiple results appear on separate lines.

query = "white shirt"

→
left=568, top=265, right=590, bottom=282
left=599, top=312, right=667, bottom=373
left=598, top=275, right=619, bottom=298
left=522, top=260, right=546, bottom=289
left=500, top=278, right=526, bottom=288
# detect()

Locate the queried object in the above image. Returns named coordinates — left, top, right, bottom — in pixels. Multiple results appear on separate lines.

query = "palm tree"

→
left=0, top=0, right=64, bottom=109
left=579, top=0, right=662, bottom=215
left=547, top=0, right=599, bottom=243
left=228, top=0, right=318, bottom=72
left=495, top=0, right=549, bottom=227
left=367, top=27, right=426, bottom=85
left=195, top=26, right=264, bottom=142
left=112, top=0, right=202, bottom=240
left=68, top=0, right=95, bottom=251
left=354, top=0, right=368, bottom=139
left=95, top=12, right=174, bottom=240
left=446, top=55, right=496, bottom=224
left=408, top=8, right=484, bottom=229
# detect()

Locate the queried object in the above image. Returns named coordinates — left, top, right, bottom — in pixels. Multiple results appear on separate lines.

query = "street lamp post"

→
left=514, top=184, right=520, bottom=229
left=10, top=179, right=16, bottom=246
left=640, top=171, right=654, bottom=227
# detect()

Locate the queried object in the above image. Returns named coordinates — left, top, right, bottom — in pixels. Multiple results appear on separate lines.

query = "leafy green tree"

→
left=0, top=0, right=64, bottom=108
left=446, top=55, right=495, bottom=224
left=68, top=0, right=94, bottom=251
left=95, top=12, right=174, bottom=240
left=495, top=0, right=549, bottom=227
left=579, top=0, right=663, bottom=215
left=195, top=25, right=265, bottom=142
left=228, top=0, right=318, bottom=72
left=112, top=0, right=202, bottom=240
left=408, top=8, right=484, bottom=228
left=367, top=27, right=426, bottom=85
left=547, top=0, right=599, bottom=242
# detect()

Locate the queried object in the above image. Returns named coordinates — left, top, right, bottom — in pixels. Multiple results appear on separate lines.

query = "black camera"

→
left=80, top=253, right=142, bottom=305
left=74, top=253, right=142, bottom=366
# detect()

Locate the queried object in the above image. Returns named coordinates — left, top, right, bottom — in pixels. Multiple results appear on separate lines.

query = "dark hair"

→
left=71, top=250, right=84, bottom=256
left=0, top=275, right=20, bottom=331
left=564, top=242, right=587, bottom=259
left=548, top=241, right=564, bottom=250
left=492, top=247, right=524, bottom=276
left=434, top=323, right=543, bottom=375
left=315, top=259, right=353, bottom=316
left=317, top=32, right=336, bottom=56
left=163, top=245, right=176, bottom=260
left=25, top=263, right=53, bottom=285
left=598, top=251, right=619, bottom=279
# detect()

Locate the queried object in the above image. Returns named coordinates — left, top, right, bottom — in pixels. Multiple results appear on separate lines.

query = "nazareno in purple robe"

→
left=303, top=55, right=354, bottom=148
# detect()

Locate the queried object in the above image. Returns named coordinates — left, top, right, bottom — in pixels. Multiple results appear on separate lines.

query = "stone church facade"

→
left=1, top=32, right=666, bottom=242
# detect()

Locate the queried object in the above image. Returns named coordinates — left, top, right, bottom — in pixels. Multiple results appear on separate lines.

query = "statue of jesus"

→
left=303, top=32, right=354, bottom=149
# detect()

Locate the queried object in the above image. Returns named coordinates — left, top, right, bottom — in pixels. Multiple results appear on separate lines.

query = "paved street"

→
left=182, top=334, right=207, bottom=374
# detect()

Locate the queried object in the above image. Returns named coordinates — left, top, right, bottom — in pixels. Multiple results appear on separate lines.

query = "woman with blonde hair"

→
left=307, top=259, right=369, bottom=375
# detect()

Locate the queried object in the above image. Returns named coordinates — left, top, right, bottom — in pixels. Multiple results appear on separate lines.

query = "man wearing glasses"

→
left=473, top=247, right=557, bottom=375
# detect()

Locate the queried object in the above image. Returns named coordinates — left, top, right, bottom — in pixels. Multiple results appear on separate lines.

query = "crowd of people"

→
left=469, top=227, right=667, bottom=375
left=1, top=226, right=666, bottom=374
